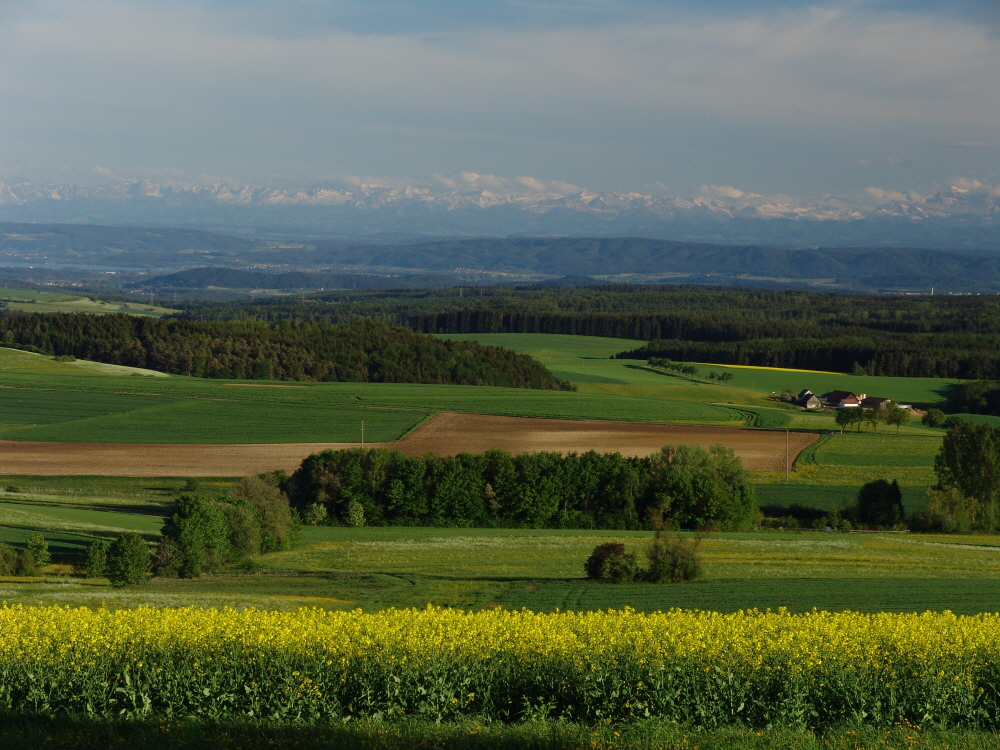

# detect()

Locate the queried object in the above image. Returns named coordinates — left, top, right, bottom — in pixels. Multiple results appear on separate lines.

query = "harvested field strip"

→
left=0, top=414, right=819, bottom=476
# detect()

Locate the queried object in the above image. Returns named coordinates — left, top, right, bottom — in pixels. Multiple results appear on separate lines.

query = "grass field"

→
left=5, top=487, right=1000, bottom=616
left=440, top=333, right=960, bottom=408
left=0, top=287, right=177, bottom=317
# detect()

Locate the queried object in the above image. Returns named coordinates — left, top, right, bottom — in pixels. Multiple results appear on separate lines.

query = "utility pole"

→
left=361, top=420, right=365, bottom=447
left=785, top=429, right=789, bottom=482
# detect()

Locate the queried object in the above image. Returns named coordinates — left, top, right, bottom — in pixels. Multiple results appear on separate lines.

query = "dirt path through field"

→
left=0, top=413, right=817, bottom=476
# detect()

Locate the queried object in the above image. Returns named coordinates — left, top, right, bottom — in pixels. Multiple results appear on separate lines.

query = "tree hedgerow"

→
left=287, top=444, right=756, bottom=531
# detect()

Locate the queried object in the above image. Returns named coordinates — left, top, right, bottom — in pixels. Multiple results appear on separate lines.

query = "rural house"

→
left=822, top=390, right=860, bottom=408
left=860, top=396, right=893, bottom=410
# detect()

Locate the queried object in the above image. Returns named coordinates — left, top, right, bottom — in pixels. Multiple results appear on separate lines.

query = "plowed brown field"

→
left=0, top=412, right=817, bottom=476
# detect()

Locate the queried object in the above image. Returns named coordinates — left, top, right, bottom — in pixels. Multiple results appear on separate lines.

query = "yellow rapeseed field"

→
left=0, top=604, right=996, bottom=727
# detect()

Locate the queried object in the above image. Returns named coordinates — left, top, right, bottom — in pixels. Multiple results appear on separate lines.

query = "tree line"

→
left=0, top=312, right=570, bottom=388
left=284, top=444, right=757, bottom=532
left=178, top=285, right=1000, bottom=378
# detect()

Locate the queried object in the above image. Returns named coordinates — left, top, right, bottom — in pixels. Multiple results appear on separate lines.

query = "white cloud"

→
left=947, top=178, right=1000, bottom=197
left=864, top=187, right=928, bottom=204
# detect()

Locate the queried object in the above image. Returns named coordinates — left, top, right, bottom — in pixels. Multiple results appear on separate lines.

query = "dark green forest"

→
left=286, top=444, right=757, bottom=531
left=181, top=285, right=1000, bottom=379
left=0, top=312, right=570, bottom=388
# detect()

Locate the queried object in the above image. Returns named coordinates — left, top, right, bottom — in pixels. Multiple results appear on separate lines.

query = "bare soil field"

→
left=0, top=413, right=817, bottom=476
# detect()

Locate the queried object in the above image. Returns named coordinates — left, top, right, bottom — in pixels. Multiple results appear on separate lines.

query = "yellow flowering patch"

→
left=0, top=604, right=997, bottom=727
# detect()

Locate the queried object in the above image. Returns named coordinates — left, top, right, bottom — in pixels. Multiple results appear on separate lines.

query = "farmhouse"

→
left=822, top=390, right=860, bottom=408
left=795, top=389, right=822, bottom=409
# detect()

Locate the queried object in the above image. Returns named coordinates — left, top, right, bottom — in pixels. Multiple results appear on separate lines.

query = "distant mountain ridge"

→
left=1, top=179, right=998, bottom=249
left=5, top=222, right=1000, bottom=292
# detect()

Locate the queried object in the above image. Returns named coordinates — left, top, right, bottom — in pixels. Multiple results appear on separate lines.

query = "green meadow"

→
left=5, top=494, right=1000, bottom=617
left=0, top=287, right=177, bottom=317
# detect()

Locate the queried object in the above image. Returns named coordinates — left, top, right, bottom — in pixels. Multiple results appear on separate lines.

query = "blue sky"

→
left=0, top=0, right=998, bottom=201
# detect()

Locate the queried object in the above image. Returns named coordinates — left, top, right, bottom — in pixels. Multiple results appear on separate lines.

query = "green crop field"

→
left=0, top=357, right=764, bottom=444
left=440, top=332, right=960, bottom=408
left=0, top=287, right=178, bottom=317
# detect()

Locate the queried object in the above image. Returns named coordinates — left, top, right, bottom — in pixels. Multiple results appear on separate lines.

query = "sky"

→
left=0, top=0, right=998, bottom=202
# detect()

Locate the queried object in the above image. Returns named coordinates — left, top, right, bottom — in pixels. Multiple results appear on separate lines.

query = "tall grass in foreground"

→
left=5, top=605, right=1000, bottom=728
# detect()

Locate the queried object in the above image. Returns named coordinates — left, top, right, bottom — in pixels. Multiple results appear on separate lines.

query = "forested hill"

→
left=0, top=313, right=571, bottom=388
left=314, top=238, right=1000, bottom=291
left=144, top=267, right=454, bottom=290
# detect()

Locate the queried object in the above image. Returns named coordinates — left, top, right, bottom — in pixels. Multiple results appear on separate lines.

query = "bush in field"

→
left=857, top=479, right=905, bottom=527
left=25, top=534, right=50, bottom=567
left=584, top=543, right=638, bottom=582
left=81, top=539, right=111, bottom=578
left=0, top=544, right=37, bottom=576
left=106, top=533, right=152, bottom=587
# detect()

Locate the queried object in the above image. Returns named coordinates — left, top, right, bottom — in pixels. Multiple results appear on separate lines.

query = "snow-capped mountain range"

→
left=1, top=178, right=998, bottom=249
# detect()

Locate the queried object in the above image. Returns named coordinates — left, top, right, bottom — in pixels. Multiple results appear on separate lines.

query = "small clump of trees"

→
left=153, top=474, right=295, bottom=578
left=585, top=510, right=704, bottom=584
left=0, top=534, right=49, bottom=576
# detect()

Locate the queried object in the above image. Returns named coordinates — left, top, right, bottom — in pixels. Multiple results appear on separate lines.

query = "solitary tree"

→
left=834, top=408, right=854, bottom=434
left=106, top=533, right=152, bottom=587
left=886, top=405, right=911, bottom=434
left=857, top=479, right=905, bottom=527
left=82, top=539, right=111, bottom=578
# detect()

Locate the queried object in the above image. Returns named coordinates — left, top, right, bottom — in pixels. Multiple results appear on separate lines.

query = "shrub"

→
left=584, top=542, right=639, bottom=583
left=922, top=408, right=945, bottom=428
left=25, top=534, right=50, bottom=567
left=106, top=533, right=152, bottom=587
left=584, top=543, right=626, bottom=579
left=81, top=539, right=111, bottom=578
left=645, top=513, right=702, bottom=583
left=646, top=536, right=701, bottom=583
left=4, top=485, right=22, bottom=493
left=346, top=499, right=366, bottom=527
left=303, top=502, right=328, bottom=526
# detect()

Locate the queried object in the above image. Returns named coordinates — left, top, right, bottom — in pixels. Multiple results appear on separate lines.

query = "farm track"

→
left=0, top=412, right=818, bottom=476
